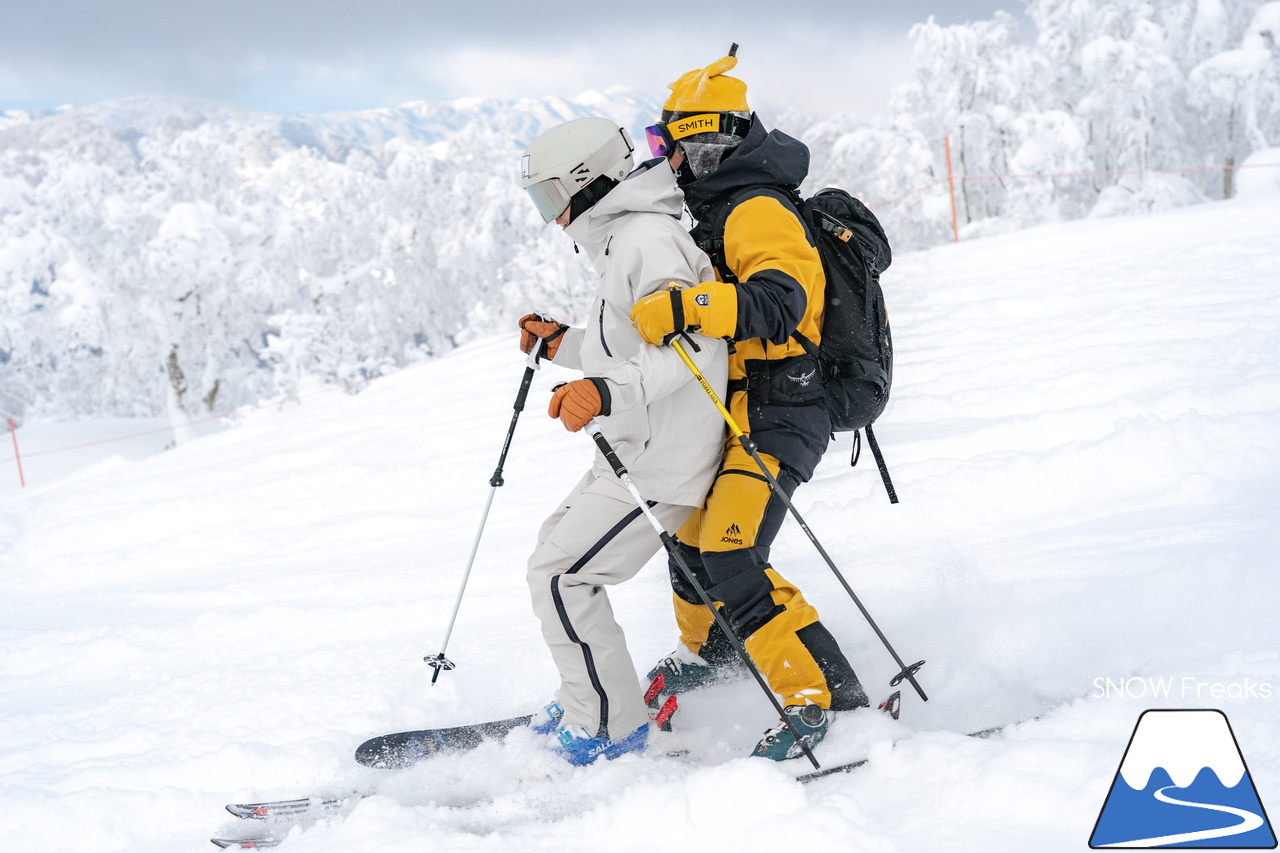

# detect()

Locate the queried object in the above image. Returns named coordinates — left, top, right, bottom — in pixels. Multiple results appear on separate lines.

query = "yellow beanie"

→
left=664, top=53, right=750, bottom=114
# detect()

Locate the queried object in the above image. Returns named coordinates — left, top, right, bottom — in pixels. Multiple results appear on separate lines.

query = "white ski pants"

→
left=527, top=470, right=694, bottom=740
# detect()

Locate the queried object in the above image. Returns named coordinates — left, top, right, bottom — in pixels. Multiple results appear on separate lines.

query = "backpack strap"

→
left=791, top=329, right=820, bottom=360
left=862, top=423, right=898, bottom=504
left=696, top=200, right=737, bottom=284
left=694, top=184, right=805, bottom=286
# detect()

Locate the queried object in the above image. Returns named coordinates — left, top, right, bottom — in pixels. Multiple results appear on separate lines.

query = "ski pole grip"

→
left=524, top=312, right=557, bottom=370
left=512, top=365, right=536, bottom=413
left=585, top=421, right=627, bottom=478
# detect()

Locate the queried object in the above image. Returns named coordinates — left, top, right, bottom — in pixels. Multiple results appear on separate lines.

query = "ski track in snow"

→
left=2, top=189, right=1280, bottom=852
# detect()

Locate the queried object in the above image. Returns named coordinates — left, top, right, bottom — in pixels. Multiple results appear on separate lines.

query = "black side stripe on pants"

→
left=549, top=501, right=653, bottom=740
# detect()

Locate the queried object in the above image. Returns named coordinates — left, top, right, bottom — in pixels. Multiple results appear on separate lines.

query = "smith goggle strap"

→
left=644, top=113, right=753, bottom=157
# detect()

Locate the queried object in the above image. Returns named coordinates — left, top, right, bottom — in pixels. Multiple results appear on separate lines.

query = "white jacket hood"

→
left=565, top=160, right=686, bottom=272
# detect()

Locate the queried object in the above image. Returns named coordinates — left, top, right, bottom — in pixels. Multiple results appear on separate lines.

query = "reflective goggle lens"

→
left=525, top=178, right=572, bottom=222
left=646, top=114, right=731, bottom=158
left=644, top=123, right=672, bottom=158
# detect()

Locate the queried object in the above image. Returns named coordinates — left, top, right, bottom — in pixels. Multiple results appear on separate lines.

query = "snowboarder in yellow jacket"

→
left=631, top=50, right=870, bottom=760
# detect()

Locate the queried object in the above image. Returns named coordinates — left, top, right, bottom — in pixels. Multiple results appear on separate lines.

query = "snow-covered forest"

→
left=2, top=0, right=1279, bottom=424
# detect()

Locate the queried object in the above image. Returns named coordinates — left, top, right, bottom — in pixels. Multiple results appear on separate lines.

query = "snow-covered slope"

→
left=1, top=186, right=1278, bottom=852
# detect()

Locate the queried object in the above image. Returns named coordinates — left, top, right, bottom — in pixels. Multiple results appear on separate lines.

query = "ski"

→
left=354, top=713, right=535, bottom=768
left=212, top=713, right=1027, bottom=852
left=212, top=713, right=541, bottom=848
left=210, top=837, right=281, bottom=849
left=796, top=755, right=870, bottom=783
left=225, top=794, right=362, bottom=820
left=216, top=792, right=367, bottom=848
left=794, top=718, right=1021, bottom=784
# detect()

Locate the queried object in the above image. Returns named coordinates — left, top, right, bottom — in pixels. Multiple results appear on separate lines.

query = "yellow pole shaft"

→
left=670, top=338, right=747, bottom=439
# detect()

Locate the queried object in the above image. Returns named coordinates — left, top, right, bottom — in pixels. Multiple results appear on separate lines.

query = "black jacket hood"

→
left=681, top=115, right=810, bottom=217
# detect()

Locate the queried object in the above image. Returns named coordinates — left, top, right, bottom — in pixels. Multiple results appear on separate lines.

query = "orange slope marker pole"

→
left=945, top=135, right=960, bottom=244
left=8, top=418, right=25, bottom=488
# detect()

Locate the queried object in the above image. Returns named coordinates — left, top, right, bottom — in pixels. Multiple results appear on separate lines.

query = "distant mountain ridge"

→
left=1, top=88, right=663, bottom=147
left=304, top=88, right=663, bottom=147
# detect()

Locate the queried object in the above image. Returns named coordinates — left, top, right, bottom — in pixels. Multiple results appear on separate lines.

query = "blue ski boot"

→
left=528, top=701, right=564, bottom=735
left=554, top=723, right=649, bottom=766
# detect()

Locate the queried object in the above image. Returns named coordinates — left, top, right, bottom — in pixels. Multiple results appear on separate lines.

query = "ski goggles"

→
left=644, top=112, right=752, bottom=158
left=524, top=177, right=574, bottom=222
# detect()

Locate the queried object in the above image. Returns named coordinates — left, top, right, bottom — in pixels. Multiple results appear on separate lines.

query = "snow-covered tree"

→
left=894, top=11, right=1052, bottom=233
left=0, top=94, right=656, bottom=423
left=1189, top=2, right=1280, bottom=196
left=803, top=113, right=953, bottom=249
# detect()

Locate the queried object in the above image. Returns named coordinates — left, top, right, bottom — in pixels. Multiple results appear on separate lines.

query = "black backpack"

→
left=696, top=186, right=898, bottom=503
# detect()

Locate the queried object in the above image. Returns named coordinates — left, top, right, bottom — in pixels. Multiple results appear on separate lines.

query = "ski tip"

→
left=354, top=728, right=459, bottom=768
left=353, top=716, right=535, bottom=768
left=354, top=736, right=423, bottom=769
left=876, top=691, right=902, bottom=721
left=211, top=838, right=280, bottom=849
left=225, top=804, right=269, bottom=819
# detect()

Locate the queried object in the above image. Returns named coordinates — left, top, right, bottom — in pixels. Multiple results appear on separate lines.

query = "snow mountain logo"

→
left=721, top=523, right=743, bottom=545
left=1090, top=709, right=1276, bottom=848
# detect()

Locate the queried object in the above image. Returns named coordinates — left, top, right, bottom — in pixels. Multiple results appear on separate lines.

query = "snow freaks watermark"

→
left=1089, top=710, right=1276, bottom=848
left=1093, top=676, right=1273, bottom=701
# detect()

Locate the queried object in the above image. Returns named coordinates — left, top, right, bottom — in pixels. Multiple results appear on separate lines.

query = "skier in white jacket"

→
left=516, top=117, right=728, bottom=765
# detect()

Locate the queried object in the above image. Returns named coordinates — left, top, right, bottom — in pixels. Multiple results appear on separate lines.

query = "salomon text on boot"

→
left=553, top=722, right=649, bottom=766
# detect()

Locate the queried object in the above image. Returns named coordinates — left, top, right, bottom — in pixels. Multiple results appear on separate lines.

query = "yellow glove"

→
left=630, top=281, right=738, bottom=346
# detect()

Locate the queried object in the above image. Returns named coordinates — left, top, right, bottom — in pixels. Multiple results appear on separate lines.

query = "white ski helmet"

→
left=520, top=117, right=634, bottom=222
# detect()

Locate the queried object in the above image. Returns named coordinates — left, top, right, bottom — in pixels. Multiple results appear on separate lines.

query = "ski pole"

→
left=427, top=334, right=550, bottom=684
left=669, top=338, right=928, bottom=703
left=583, top=420, right=821, bottom=769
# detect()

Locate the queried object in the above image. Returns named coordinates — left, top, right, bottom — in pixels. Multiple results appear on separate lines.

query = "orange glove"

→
left=548, top=379, right=612, bottom=432
left=518, top=314, right=569, bottom=360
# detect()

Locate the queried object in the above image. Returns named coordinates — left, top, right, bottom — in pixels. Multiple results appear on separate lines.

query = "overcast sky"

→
left=1, top=1, right=1032, bottom=118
